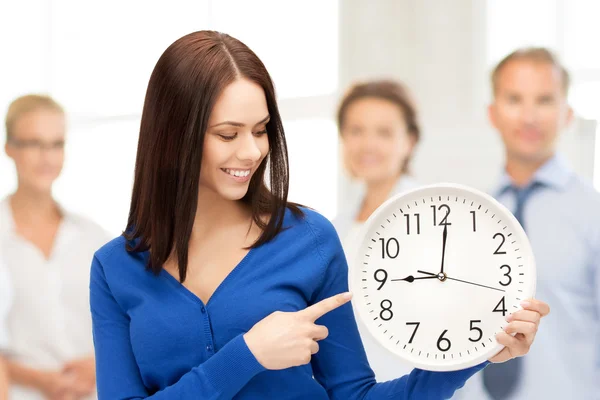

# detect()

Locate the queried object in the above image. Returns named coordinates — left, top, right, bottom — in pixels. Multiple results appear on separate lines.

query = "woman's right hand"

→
left=243, top=292, right=353, bottom=370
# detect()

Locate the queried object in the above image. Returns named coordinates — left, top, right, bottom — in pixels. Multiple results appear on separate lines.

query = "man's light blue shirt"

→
left=455, top=154, right=600, bottom=400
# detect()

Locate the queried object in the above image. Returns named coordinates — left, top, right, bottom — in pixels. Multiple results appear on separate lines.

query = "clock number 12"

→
left=431, top=204, right=452, bottom=226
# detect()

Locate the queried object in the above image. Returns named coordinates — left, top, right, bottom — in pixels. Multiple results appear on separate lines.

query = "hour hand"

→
left=391, top=275, right=438, bottom=283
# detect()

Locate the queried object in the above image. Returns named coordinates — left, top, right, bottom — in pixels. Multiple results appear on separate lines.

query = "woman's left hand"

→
left=488, top=298, right=550, bottom=363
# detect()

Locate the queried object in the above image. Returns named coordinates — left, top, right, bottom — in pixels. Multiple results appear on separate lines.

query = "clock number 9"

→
left=374, top=269, right=388, bottom=290
left=379, top=238, right=400, bottom=259
left=380, top=299, right=393, bottom=321
left=437, top=329, right=451, bottom=352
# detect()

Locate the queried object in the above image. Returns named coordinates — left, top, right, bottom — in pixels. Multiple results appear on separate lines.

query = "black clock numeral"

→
left=493, top=296, right=507, bottom=316
left=493, top=233, right=507, bottom=255
left=404, top=213, right=421, bottom=235
left=470, top=211, right=477, bottom=232
left=380, top=300, right=393, bottom=321
left=431, top=204, right=452, bottom=226
left=374, top=269, right=388, bottom=290
left=437, top=329, right=451, bottom=352
left=469, top=320, right=483, bottom=342
left=406, top=322, right=420, bottom=344
left=379, top=238, right=400, bottom=259
left=499, top=265, right=512, bottom=286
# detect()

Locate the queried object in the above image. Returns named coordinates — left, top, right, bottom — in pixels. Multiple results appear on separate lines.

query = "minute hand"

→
left=440, top=224, right=448, bottom=274
left=416, top=270, right=505, bottom=292
left=445, top=277, right=505, bottom=292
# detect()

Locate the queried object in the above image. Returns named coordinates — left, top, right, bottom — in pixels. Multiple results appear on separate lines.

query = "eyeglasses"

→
left=7, top=138, right=65, bottom=152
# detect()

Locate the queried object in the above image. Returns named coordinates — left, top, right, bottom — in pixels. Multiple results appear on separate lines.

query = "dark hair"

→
left=336, top=79, right=421, bottom=173
left=491, top=47, right=570, bottom=95
left=125, top=30, right=302, bottom=282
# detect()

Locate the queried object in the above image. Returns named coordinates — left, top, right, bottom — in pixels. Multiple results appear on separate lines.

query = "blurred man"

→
left=456, top=47, right=600, bottom=400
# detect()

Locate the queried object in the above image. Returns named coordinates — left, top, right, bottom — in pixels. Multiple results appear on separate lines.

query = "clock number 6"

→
left=437, top=329, right=451, bottom=352
left=380, top=300, right=393, bottom=321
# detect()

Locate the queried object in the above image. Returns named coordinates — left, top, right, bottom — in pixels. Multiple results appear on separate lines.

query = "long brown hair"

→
left=125, top=31, right=301, bottom=282
left=336, top=79, right=421, bottom=173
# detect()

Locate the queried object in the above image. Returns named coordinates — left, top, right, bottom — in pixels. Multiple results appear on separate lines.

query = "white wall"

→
left=337, top=0, right=597, bottom=210
left=337, top=0, right=500, bottom=209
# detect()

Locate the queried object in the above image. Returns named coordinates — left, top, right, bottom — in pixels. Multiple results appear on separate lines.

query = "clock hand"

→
left=417, top=269, right=505, bottom=291
left=444, top=276, right=505, bottom=292
left=440, top=224, right=448, bottom=274
left=391, top=275, right=438, bottom=283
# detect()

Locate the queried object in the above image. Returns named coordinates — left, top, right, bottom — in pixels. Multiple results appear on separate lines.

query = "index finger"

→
left=521, top=298, right=550, bottom=317
left=300, top=292, right=353, bottom=321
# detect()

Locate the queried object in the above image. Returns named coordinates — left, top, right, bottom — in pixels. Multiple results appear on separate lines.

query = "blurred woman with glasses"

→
left=0, top=255, right=10, bottom=400
left=1, top=95, right=109, bottom=399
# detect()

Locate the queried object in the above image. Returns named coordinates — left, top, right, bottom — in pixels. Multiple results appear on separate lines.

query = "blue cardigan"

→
left=90, top=207, right=487, bottom=399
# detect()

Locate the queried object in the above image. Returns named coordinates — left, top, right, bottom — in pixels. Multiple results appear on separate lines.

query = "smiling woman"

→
left=89, top=30, right=549, bottom=400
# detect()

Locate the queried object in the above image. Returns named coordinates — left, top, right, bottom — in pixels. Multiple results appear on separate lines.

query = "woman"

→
left=333, top=80, right=421, bottom=253
left=333, top=80, right=423, bottom=381
left=1, top=95, right=109, bottom=399
left=90, top=30, right=549, bottom=399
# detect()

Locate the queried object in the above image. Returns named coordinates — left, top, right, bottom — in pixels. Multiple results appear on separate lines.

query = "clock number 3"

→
left=499, top=264, right=512, bottom=286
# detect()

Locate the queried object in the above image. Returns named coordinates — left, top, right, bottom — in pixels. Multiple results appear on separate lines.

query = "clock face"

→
left=348, top=183, right=536, bottom=372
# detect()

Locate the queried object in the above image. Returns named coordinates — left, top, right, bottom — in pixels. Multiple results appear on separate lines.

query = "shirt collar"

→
left=495, top=154, right=573, bottom=197
left=0, top=196, right=71, bottom=236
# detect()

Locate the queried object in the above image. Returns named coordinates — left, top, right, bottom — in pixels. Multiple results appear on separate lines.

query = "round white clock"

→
left=348, top=183, right=536, bottom=372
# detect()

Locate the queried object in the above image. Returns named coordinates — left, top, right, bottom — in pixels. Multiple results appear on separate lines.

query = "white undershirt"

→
left=0, top=197, right=109, bottom=400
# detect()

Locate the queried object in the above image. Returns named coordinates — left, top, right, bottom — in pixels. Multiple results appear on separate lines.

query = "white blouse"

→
left=0, top=260, right=10, bottom=352
left=0, top=198, right=109, bottom=400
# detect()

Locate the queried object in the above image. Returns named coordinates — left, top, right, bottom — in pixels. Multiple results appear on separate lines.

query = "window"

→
left=0, top=1, right=340, bottom=235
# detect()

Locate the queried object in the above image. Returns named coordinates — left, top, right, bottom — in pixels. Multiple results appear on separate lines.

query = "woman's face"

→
left=199, top=78, right=270, bottom=201
left=340, top=97, right=415, bottom=184
left=5, top=109, right=66, bottom=194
